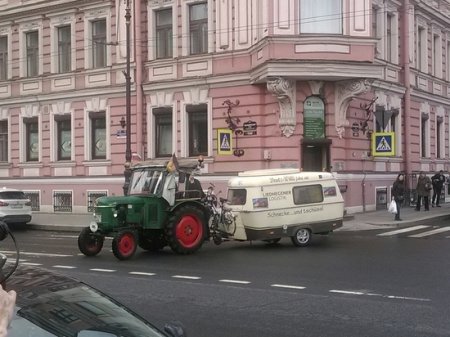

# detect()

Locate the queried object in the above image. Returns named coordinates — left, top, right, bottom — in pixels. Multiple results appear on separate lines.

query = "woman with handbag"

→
left=415, top=171, right=432, bottom=211
left=392, top=173, right=406, bottom=221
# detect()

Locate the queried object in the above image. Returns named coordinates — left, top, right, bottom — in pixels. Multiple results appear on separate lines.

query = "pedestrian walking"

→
left=392, top=173, right=406, bottom=221
left=415, top=171, right=432, bottom=211
left=431, top=170, right=446, bottom=207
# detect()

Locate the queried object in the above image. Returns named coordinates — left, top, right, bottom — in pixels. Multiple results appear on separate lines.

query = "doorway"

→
left=301, top=142, right=330, bottom=172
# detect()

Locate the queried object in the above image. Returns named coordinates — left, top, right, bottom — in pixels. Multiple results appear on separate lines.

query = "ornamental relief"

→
left=267, top=77, right=296, bottom=138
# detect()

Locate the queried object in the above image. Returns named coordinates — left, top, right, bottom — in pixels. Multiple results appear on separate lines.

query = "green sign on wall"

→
left=303, top=96, right=325, bottom=139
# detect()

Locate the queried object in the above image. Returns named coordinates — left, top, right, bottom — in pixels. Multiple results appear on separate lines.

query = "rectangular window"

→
left=25, top=118, right=39, bottom=162
left=154, top=108, right=172, bottom=157
left=92, top=20, right=106, bottom=68
left=56, top=118, right=71, bottom=160
left=0, top=36, right=7, bottom=81
left=436, top=117, right=443, bottom=159
left=421, top=115, right=428, bottom=158
left=417, top=26, right=426, bottom=72
left=156, top=9, right=173, bottom=59
left=0, top=120, right=7, bottom=162
left=91, top=114, right=106, bottom=159
left=300, top=0, right=342, bottom=34
left=58, top=26, right=71, bottom=73
left=433, top=34, right=442, bottom=78
left=386, top=14, right=392, bottom=62
left=447, top=41, right=450, bottom=81
left=372, top=6, right=378, bottom=38
left=293, top=185, right=324, bottom=205
left=187, top=104, right=207, bottom=157
left=26, top=31, right=39, bottom=77
left=189, top=3, right=208, bottom=55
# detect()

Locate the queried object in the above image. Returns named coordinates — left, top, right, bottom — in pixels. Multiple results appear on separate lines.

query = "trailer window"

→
left=228, top=189, right=246, bottom=205
left=292, top=185, right=323, bottom=204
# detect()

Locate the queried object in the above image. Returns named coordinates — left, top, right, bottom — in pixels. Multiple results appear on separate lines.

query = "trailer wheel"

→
left=78, top=227, right=104, bottom=257
left=165, top=205, right=205, bottom=254
left=112, top=230, right=137, bottom=260
left=138, top=232, right=166, bottom=252
left=291, top=228, right=311, bottom=247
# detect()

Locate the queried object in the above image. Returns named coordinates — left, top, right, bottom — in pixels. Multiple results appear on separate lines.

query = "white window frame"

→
left=432, top=31, right=442, bottom=78
left=436, top=107, right=445, bottom=159
left=420, top=113, right=430, bottom=158
left=19, top=107, right=41, bottom=163
left=0, top=112, right=9, bottom=162
left=181, top=0, right=213, bottom=56
left=84, top=107, right=110, bottom=161
left=50, top=108, right=74, bottom=162
left=84, top=7, right=112, bottom=69
left=0, top=26, right=12, bottom=81
left=17, top=18, right=43, bottom=78
left=180, top=99, right=212, bottom=158
left=148, top=105, right=176, bottom=158
left=148, top=4, right=177, bottom=60
left=49, top=13, right=76, bottom=74
left=416, top=23, right=428, bottom=73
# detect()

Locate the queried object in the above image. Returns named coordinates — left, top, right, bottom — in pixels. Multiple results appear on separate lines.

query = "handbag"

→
left=388, top=199, right=397, bottom=214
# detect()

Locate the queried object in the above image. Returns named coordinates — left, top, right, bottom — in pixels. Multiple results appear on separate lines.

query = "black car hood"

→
left=5, top=265, right=164, bottom=337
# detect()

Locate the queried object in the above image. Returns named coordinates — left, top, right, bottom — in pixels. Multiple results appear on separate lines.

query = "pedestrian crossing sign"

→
left=372, top=132, right=395, bottom=156
left=218, top=129, right=233, bottom=155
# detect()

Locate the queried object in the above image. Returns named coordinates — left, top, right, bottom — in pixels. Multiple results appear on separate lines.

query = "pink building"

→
left=0, top=0, right=450, bottom=215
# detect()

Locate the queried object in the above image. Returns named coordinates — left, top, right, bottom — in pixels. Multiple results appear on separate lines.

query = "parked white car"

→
left=0, top=187, right=32, bottom=225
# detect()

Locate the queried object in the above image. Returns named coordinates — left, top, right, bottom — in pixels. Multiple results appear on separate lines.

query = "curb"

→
left=28, top=224, right=85, bottom=233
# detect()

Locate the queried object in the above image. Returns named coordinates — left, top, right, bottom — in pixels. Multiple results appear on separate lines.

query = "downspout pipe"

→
left=135, top=0, right=144, bottom=158
left=403, top=0, right=411, bottom=177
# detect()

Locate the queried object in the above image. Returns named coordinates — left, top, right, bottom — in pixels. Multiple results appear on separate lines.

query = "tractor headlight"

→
left=89, top=221, right=98, bottom=233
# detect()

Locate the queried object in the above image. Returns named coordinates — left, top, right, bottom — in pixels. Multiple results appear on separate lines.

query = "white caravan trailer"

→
left=220, top=168, right=344, bottom=247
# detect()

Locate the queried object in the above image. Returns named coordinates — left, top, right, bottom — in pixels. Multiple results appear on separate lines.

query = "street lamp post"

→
left=123, top=0, right=132, bottom=195
left=125, top=0, right=132, bottom=164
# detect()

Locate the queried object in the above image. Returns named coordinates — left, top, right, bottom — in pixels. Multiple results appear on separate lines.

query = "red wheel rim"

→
left=118, top=233, right=135, bottom=256
left=87, top=239, right=100, bottom=253
left=175, top=214, right=203, bottom=248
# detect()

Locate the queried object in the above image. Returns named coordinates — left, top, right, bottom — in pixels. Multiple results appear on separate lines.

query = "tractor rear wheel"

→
left=112, top=230, right=137, bottom=260
left=78, top=227, right=104, bottom=257
left=165, top=205, right=206, bottom=254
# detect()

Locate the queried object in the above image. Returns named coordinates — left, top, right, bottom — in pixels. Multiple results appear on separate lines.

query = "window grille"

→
left=23, top=191, right=40, bottom=211
left=53, top=191, right=72, bottom=212
left=87, top=191, right=107, bottom=212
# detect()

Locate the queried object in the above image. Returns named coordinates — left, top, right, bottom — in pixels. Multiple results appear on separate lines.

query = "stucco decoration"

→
left=149, top=91, right=175, bottom=107
left=308, top=81, right=324, bottom=96
left=335, top=79, right=371, bottom=138
left=20, top=104, right=39, bottom=118
left=183, top=87, right=209, bottom=105
left=86, top=97, right=107, bottom=112
left=51, top=101, right=72, bottom=115
left=267, top=77, right=296, bottom=137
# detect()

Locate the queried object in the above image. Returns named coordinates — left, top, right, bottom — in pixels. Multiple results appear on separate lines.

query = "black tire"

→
left=291, top=228, right=312, bottom=247
left=78, top=227, right=104, bottom=257
left=138, top=231, right=166, bottom=251
left=165, top=205, right=206, bottom=254
left=112, top=230, right=137, bottom=260
left=263, top=238, right=281, bottom=245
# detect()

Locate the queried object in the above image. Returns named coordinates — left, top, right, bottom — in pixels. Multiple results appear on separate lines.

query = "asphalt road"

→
left=2, top=227, right=450, bottom=337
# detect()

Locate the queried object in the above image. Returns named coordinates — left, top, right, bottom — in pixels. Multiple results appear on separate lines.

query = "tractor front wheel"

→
left=78, top=227, right=104, bottom=257
left=112, top=230, right=137, bottom=260
left=165, top=205, right=206, bottom=254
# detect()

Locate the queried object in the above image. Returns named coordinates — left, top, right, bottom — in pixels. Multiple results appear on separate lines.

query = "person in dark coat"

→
left=415, top=171, right=432, bottom=211
left=392, top=173, right=406, bottom=221
left=185, top=174, right=205, bottom=198
left=431, top=170, right=446, bottom=207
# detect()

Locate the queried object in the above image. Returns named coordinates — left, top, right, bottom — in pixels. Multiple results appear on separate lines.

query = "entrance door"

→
left=302, top=143, right=329, bottom=171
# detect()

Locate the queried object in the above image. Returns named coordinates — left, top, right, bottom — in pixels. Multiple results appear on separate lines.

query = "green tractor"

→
left=78, top=158, right=210, bottom=260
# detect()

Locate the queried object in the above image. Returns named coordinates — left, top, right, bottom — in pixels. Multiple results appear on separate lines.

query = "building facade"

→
left=0, top=0, right=450, bottom=214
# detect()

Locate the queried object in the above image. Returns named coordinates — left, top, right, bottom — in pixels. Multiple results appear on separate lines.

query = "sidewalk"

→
left=27, top=203, right=450, bottom=233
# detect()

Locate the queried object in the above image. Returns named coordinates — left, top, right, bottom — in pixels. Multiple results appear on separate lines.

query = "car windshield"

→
left=8, top=268, right=164, bottom=337
left=128, top=169, right=166, bottom=195
left=0, top=191, right=26, bottom=199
